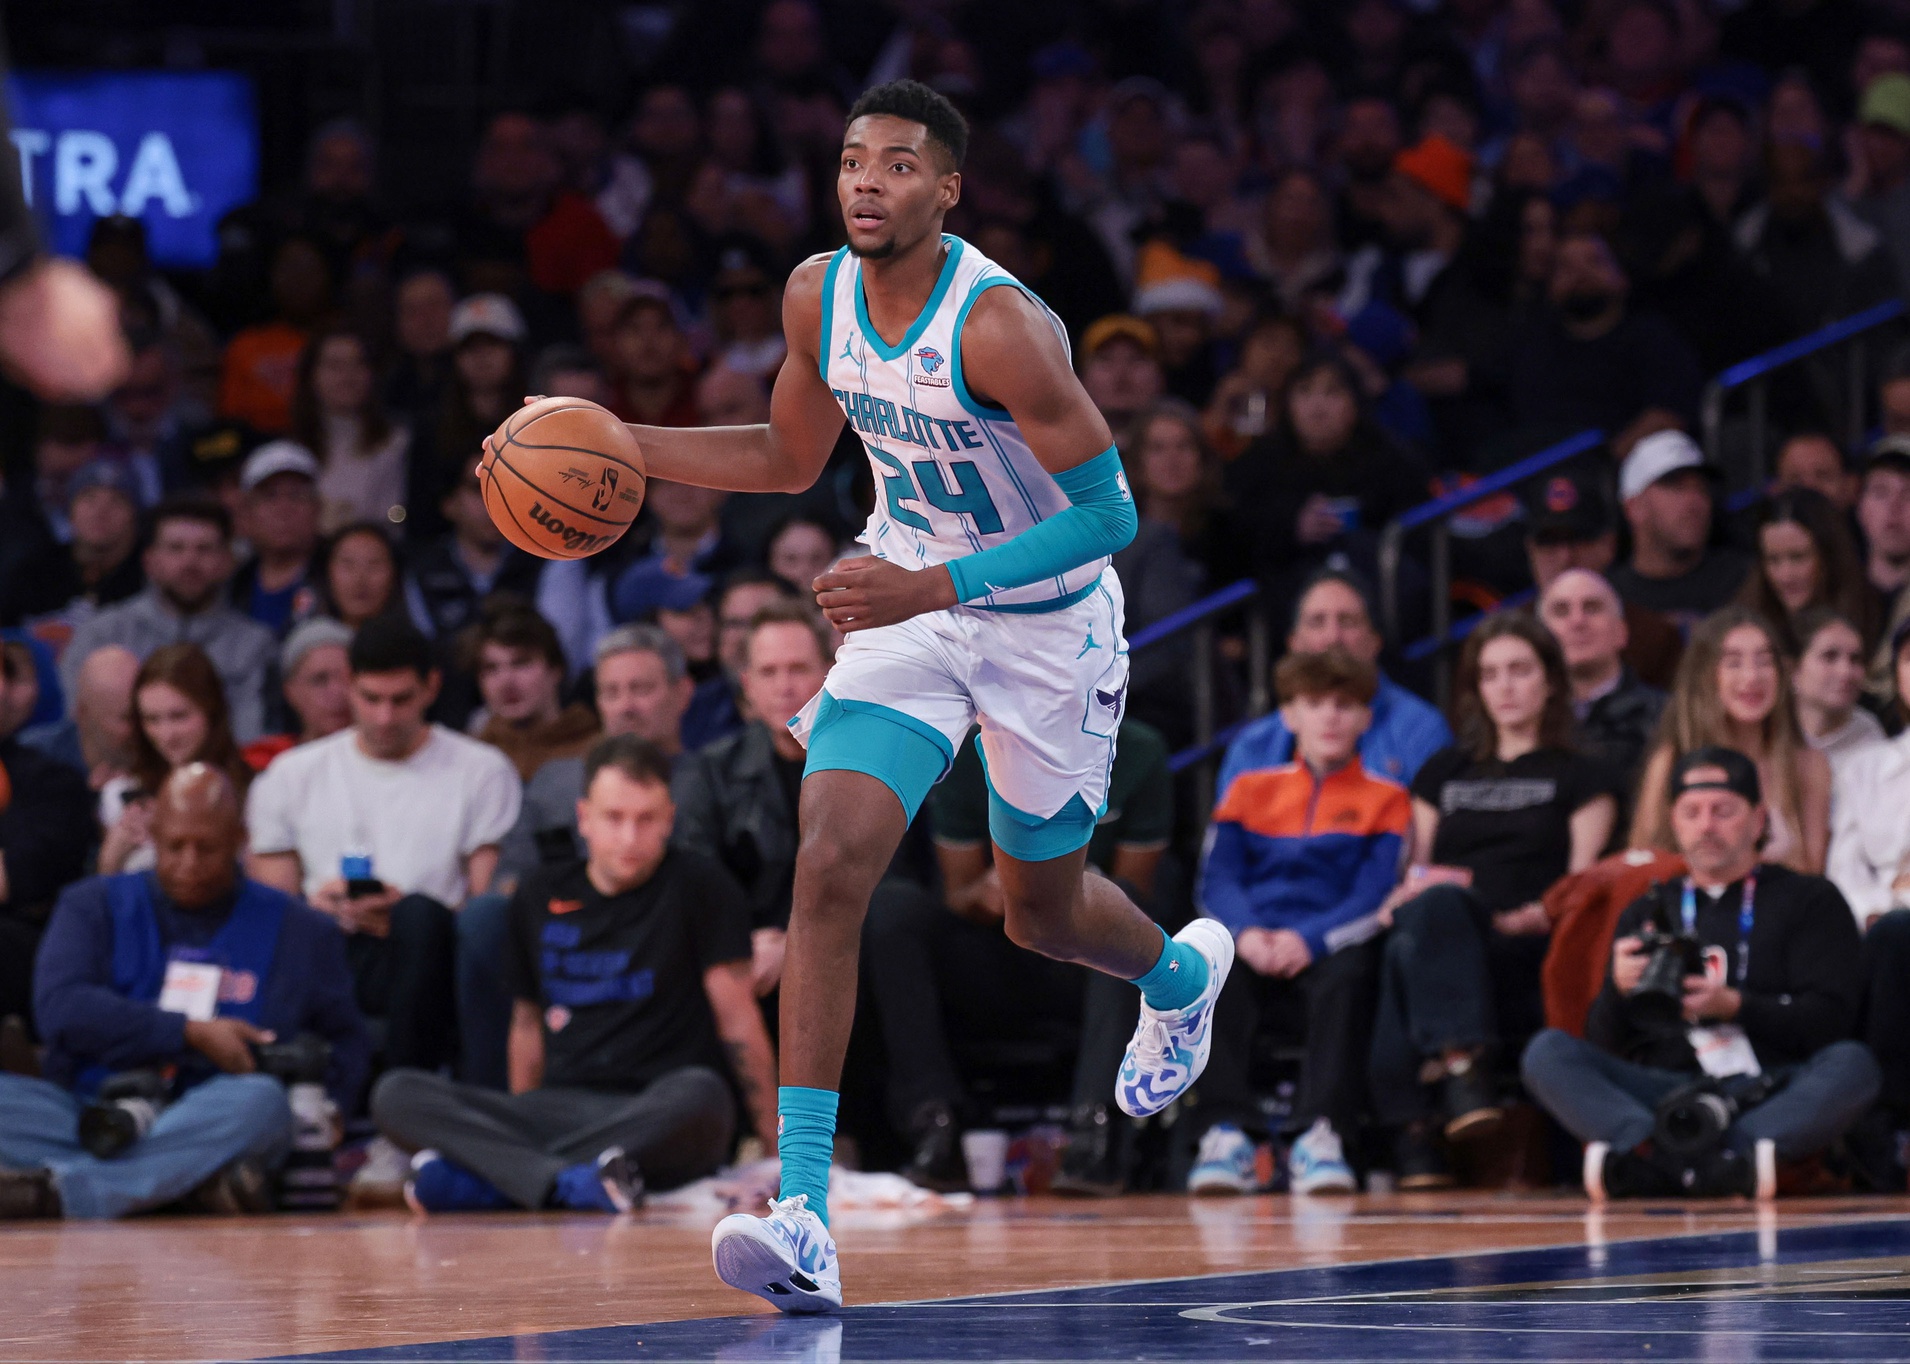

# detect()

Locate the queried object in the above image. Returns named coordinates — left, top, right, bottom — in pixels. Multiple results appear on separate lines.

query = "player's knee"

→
left=795, top=826, right=884, bottom=917
left=1002, top=896, right=1079, bottom=960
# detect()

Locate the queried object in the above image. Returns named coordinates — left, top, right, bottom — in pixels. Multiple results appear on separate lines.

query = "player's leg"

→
left=990, top=807, right=1233, bottom=1121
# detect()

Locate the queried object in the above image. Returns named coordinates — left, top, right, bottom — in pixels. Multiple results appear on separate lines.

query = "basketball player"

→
left=616, top=81, right=1233, bottom=1312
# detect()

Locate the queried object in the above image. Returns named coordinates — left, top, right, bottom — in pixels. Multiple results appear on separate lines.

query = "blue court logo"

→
left=915, top=346, right=945, bottom=374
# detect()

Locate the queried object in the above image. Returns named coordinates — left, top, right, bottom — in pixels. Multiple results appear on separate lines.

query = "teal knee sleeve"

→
left=987, top=789, right=1099, bottom=862
left=803, top=690, right=952, bottom=820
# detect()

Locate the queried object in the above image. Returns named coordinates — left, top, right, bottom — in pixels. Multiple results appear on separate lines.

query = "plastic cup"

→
left=962, top=1129, right=1010, bottom=1193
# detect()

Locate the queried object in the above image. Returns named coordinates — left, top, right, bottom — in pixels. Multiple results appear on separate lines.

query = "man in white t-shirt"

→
left=246, top=617, right=520, bottom=1075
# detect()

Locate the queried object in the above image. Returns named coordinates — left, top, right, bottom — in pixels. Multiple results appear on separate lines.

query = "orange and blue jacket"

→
left=1198, top=757, right=1411, bottom=959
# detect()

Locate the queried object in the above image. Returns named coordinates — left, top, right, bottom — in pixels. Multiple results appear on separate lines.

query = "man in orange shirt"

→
left=218, top=237, right=331, bottom=434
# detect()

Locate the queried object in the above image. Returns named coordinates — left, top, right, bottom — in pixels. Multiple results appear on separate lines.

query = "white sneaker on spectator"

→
left=1288, top=1118, right=1357, bottom=1195
left=348, top=1135, right=411, bottom=1209
left=1187, top=1123, right=1258, bottom=1195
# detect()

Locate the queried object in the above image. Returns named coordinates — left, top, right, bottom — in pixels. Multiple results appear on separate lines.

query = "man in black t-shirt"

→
left=370, top=736, right=779, bottom=1212
left=1607, top=431, right=1753, bottom=632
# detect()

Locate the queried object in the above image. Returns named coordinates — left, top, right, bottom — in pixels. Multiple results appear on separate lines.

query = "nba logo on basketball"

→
left=591, top=466, right=619, bottom=512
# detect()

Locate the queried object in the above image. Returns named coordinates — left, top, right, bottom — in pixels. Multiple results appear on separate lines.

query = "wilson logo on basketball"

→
left=527, top=502, right=617, bottom=555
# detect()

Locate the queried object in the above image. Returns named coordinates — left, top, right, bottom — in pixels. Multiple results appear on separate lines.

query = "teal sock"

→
left=1130, top=926, right=1209, bottom=1012
left=776, top=1085, right=838, bottom=1227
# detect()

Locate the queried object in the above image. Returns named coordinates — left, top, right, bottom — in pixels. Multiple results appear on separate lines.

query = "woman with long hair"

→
left=1630, top=606, right=1832, bottom=873
left=1225, top=349, right=1429, bottom=589
left=1736, top=488, right=1874, bottom=653
left=98, top=644, right=251, bottom=874
left=1372, top=612, right=1620, bottom=1189
left=1790, top=606, right=1887, bottom=771
left=315, top=522, right=404, bottom=629
left=291, top=326, right=410, bottom=533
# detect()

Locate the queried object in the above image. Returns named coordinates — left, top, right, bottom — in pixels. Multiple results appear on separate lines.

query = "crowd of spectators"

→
left=10, top=0, right=1910, bottom=1216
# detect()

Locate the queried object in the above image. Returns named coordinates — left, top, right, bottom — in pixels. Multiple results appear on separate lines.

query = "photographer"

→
left=0, top=765, right=368, bottom=1220
left=1522, top=747, right=1877, bottom=1201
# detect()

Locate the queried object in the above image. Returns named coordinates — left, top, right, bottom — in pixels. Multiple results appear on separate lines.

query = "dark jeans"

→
left=455, top=892, right=513, bottom=1090
left=347, top=894, right=458, bottom=1074
left=1862, top=909, right=1910, bottom=1121
left=1369, top=885, right=1548, bottom=1126
left=862, top=880, right=1085, bottom=1129
left=1197, top=938, right=1381, bottom=1137
left=370, top=1066, right=734, bottom=1207
left=0, top=910, right=43, bottom=1034
left=1521, top=1029, right=1881, bottom=1161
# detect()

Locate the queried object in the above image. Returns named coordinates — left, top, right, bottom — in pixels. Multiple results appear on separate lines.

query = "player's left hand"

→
left=813, top=556, right=958, bottom=633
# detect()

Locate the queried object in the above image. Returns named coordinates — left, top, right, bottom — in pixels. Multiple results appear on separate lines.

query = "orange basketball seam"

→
left=489, top=448, right=634, bottom=528
left=482, top=460, right=558, bottom=557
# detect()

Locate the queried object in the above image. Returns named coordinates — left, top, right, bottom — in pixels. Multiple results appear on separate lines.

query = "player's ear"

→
left=940, top=170, right=961, bottom=212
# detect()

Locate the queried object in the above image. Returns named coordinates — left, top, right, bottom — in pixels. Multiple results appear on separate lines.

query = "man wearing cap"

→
left=1078, top=315, right=1165, bottom=449
left=1847, top=73, right=1910, bottom=298
left=1523, top=462, right=1684, bottom=687
left=1522, top=746, right=1876, bottom=1201
left=1538, top=568, right=1665, bottom=799
left=62, top=497, right=276, bottom=743
left=1608, top=429, right=1752, bottom=628
left=609, top=287, right=699, bottom=428
left=1132, top=242, right=1223, bottom=406
left=1337, top=134, right=1470, bottom=328
left=231, top=443, right=322, bottom=638
left=243, top=617, right=354, bottom=772
left=1859, top=437, right=1910, bottom=694
left=0, top=459, right=144, bottom=628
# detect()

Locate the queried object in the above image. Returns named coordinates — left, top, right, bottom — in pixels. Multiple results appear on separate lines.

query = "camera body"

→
left=254, top=1033, right=341, bottom=1211
left=1653, top=1073, right=1782, bottom=1161
left=78, top=1069, right=171, bottom=1158
left=1627, top=927, right=1706, bottom=1033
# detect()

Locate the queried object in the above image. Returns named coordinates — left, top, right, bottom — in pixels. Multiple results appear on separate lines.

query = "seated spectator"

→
left=245, top=617, right=519, bottom=1097
left=1202, top=312, right=1306, bottom=459
left=0, top=642, right=95, bottom=1035
left=408, top=296, right=527, bottom=544
left=406, top=465, right=544, bottom=644
left=1736, top=138, right=1896, bottom=339
left=612, top=480, right=746, bottom=626
left=466, top=624, right=696, bottom=1090
left=1220, top=569, right=1451, bottom=790
left=1736, top=488, right=1875, bottom=654
left=874, top=713, right=1173, bottom=1195
left=384, top=268, right=454, bottom=431
left=62, top=497, right=277, bottom=743
left=1835, top=623, right=1910, bottom=1168
left=1538, top=568, right=1666, bottom=796
left=1522, top=464, right=1684, bottom=688
left=1791, top=608, right=1887, bottom=771
left=1371, top=613, right=1621, bottom=1188
left=528, top=342, right=612, bottom=407
left=672, top=602, right=831, bottom=1000
left=315, top=523, right=404, bottom=631
left=243, top=618, right=355, bottom=771
left=1771, top=432, right=1858, bottom=514
left=607, top=286, right=700, bottom=427
left=0, top=765, right=368, bottom=1220
left=470, top=604, right=599, bottom=781
left=1494, top=231, right=1704, bottom=439
left=680, top=570, right=794, bottom=751
left=230, top=443, right=323, bottom=638
left=1522, top=748, right=1877, bottom=1201
left=1191, top=649, right=1408, bottom=1196
left=0, top=459, right=143, bottom=629
left=218, top=235, right=330, bottom=436
left=1609, top=431, right=1753, bottom=630
left=765, top=515, right=840, bottom=598
left=1223, top=351, right=1430, bottom=598
left=20, top=644, right=139, bottom=790
left=99, top=644, right=253, bottom=877
left=290, top=327, right=411, bottom=533
left=1078, top=315, right=1165, bottom=449
left=370, top=736, right=771, bottom=1212
left=1858, top=438, right=1910, bottom=696
left=1631, top=607, right=1832, bottom=875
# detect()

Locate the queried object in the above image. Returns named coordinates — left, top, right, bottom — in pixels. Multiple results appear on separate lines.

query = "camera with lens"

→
left=254, top=1033, right=341, bottom=1211
left=1627, top=928, right=1706, bottom=1033
left=252, top=1032, right=331, bottom=1083
left=1653, top=1074, right=1782, bottom=1161
left=77, top=1069, right=172, bottom=1159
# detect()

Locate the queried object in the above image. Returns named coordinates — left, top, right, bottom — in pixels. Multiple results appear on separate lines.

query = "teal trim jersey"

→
left=818, top=235, right=1107, bottom=610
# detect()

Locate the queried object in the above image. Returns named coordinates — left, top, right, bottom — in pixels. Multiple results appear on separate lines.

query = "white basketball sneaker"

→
left=1116, top=918, right=1234, bottom=1118
left=712, top=1194, right=842, bottom=1314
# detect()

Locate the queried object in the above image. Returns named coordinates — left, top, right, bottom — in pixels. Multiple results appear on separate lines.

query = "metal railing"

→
left=1377, top=428, right=1604, bottom=708
left=1701, top=299, right=1906, bottom=486
left=1127, top=577, right=1268, bottom=812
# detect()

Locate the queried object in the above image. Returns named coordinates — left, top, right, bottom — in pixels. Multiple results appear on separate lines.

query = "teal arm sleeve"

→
left=943, top=445, right=1137, bottom=603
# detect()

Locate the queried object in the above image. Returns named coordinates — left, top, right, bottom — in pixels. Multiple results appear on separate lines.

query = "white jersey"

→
left=818, top=234, right=1107, bottom=610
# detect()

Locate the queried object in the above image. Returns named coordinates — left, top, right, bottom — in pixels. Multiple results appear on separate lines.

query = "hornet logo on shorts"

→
left=915, top=345, right=949, bottom=386
left=1094, top=679, right=1128, bottom=715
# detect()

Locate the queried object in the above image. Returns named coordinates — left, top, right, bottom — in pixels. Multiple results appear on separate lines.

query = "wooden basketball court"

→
left=6, top=1193, right=1910, bottom=1361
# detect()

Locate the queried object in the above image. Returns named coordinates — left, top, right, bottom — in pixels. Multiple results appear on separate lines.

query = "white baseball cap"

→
left=240, top=440, right=320, bottom=491
left=449, top=292, right=528, bottom=345
left=1618, top=429, right=1716, bottom=501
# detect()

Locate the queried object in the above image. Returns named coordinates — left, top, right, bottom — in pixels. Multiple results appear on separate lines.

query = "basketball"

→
left=478, top=396, right=647, bottom=560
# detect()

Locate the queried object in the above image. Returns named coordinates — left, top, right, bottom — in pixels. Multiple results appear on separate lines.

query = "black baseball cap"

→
left=1866, top=434, right=1910, bottom=478
left=1523, top=464, right=1614, bottom=543
left=1668, top=746, right=1762, bottom=806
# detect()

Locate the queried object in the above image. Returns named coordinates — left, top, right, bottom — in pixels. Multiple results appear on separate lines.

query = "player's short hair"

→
left=595, top=623, right=687, bottom=683
left=847, top=79, right=969, bottom=171
left=1275, top=647, right=1379, bottom=707
left=583, top=733, right=673, bottom=792
left=744, top=598, right=834, bottom=669
left=473, top=601, right=565, bottom=674
left=150, top=494, right=233, bottom=544
left=1290, top=566, right=1379, bottom=636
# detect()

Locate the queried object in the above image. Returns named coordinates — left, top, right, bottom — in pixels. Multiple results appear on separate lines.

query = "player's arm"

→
left=815, top=287, right=1135, bottom=633
left=620, top=256, right=845, bottom=494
